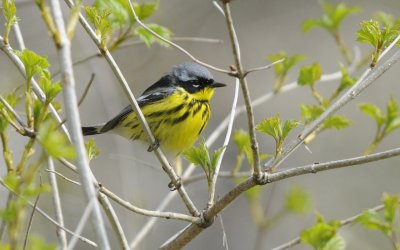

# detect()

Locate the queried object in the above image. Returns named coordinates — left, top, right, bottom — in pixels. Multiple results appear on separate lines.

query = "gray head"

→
left=169, top=62, right=225, bottom=93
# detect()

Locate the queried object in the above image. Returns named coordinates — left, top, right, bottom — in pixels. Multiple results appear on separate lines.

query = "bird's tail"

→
left=82, top=125, right=104, bottom=136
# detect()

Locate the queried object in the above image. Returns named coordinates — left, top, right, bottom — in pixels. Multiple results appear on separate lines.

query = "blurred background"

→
left=1, top=0, right=400, bottom=249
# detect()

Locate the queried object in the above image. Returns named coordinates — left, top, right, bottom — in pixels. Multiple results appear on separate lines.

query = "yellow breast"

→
left=116, top=87, right=215, bottom=156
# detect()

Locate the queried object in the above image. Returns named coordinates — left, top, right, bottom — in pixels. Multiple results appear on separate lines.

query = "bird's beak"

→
left=210, top=82, right=226, bottom=88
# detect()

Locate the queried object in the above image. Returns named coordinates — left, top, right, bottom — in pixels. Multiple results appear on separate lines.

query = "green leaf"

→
left=183, top=140, right=209, bottom=172
left=301, top=104, right=324, bottom=124
left=386, top=97, right=398, bottom=123
left=38, top=70, right=62, bottom=102
left=4, top=173, right=19, bottom=191
left=322, top=235, right=346, bottom=250
left=134, top=24, right=173, bottom=47
left=37, top=120, right=76, bottom=159
left=33, top=99, right=43, bottom=123
left=16, top=49, right=49, bottom=80
left=268, top=51, right=306, bottom=76
left=374, top=11, right=400, bottom=29
left=356, top=210, right=391, bottom=235
left=357, top=19, right=400, bottom=59
left=382, top=193, right=399, bottom=225
left=211, top=146, right=226, bottom=172
left=232, top=130, right=259, bottom=166
left=233, top=130, right=250, bottom=154
left=356, top=20, right=381, bottom=46
left=386, top=117, right=400, bottom=133
left=298, top=63, right=322, bottom=86
left=284, top=185, right=311, bottom=214
left=256, top=114, right=282, bottom=142
left=302, top=2, right=359, bottom=33
left=84, top=6, right=112, bottom=47
left=338, top=64, right=357, bottom=92
left=94, top=0, right=130, bottom=27
left=132, top=2, right=158, bottom=21
left=300, top=214, right=339, bottom=250
left=323, top=115, right=351, bottom=130
left=85, top=138, right=100, bottom=162
left=2, top=0, right=17, bottom=25
left=0, top=91, right=20, bottom=133
left=282, top=119, right=301, bottom=140
left=359, top=103, right=385, bottom=126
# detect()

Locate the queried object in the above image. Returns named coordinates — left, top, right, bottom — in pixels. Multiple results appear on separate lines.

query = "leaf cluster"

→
left=300, top=213, right=345, bottom=250
left=256, top=114, right=300, bottom=158
left=356, top=193, right=400, bottom=246
left=84, top=0, right=172, bottom=50
left=183, top=140, right=225, bottom=189
left=359, top=97, right=400, bottom=154
left=302, top=1, right=359, bottom=34
left=356, top=19, right=400, bottom=68
left=268, top=51, right=305, bottom=92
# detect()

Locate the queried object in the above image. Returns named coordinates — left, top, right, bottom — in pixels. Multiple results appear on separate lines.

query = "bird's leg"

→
left=147, top=139, right=160, bottom=152
left=168, top=177, right=182, bottom=191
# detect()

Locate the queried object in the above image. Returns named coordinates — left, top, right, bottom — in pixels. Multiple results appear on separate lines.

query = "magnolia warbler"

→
left=82, top=62, right=225, bottom=157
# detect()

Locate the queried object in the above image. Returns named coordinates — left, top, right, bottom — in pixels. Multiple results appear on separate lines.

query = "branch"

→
left=63, top=0, right=199, bottom=217
left=49, top=1, right=110, bottom=249
left=47, top=157, right=68, bottom=249
left=271, top=204, right=385, bottom=250
left=57, top=157, right=199, bottom=224
left=269, top=41, right=400, bottom=171
left=97, top=193, right=130, bottom=250
left=99, top=185, right=201, bottom=224
left=0, top=36, right=70, bottom=139
left=208, top=78, right=239, bottom=207
left=222, top=0, right=262, bottom=180
left=161, top=147, right=400, bottom=249
left=0, top=178, right=97, bottom=248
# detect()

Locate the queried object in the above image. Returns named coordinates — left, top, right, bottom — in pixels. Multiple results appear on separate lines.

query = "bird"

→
left=82, top=62, right=225, bottom=157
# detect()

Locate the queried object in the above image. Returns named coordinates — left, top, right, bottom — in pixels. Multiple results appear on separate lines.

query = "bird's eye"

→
left=192, top=84, right=200, bottom=88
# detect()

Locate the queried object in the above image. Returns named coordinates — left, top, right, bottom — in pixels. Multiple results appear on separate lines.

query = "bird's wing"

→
left=99, top=86, right=175, bottom=133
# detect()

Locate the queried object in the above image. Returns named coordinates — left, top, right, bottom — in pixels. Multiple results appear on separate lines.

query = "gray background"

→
left=1, top=0, right=400, bottom=249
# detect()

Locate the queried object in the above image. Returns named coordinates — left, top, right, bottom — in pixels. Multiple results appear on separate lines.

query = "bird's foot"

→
left=168, top=177, right=182, bottom=191
left=147, top=139, right=160, bottom=152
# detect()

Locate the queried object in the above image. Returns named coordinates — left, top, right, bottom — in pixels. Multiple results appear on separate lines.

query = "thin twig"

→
left=56, top=158, right=199, bottom=223
left=160, top=146, right=400, bottom=249
left=66, top=197, right=96, bottom=250
left=49, top=1, right=110, bottom=249
left=270, top=204, right=385, bottom=250
left=0, top=178, right=97, bottom=247
left=119, top=36, right=224, bottom=49
left=47, top=157, right=68, bottom=249
left=23, top=180, right=41, bottom=250
left=0, top=95, right=26, bottom=127
left=45, top=169, right=81, bottom=186
left=208, top=78, right=239, bottom=207
left=244, top=58, right=285, bottom=77
left=100, top=185, right=200, bottom=224
left=98, top=192, right=130, bottom=250
left=126, top=3, right=231, bottom=74
left=222, top=0, right=262, bottom=180
left=63, top=0, right=200, bottom=217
